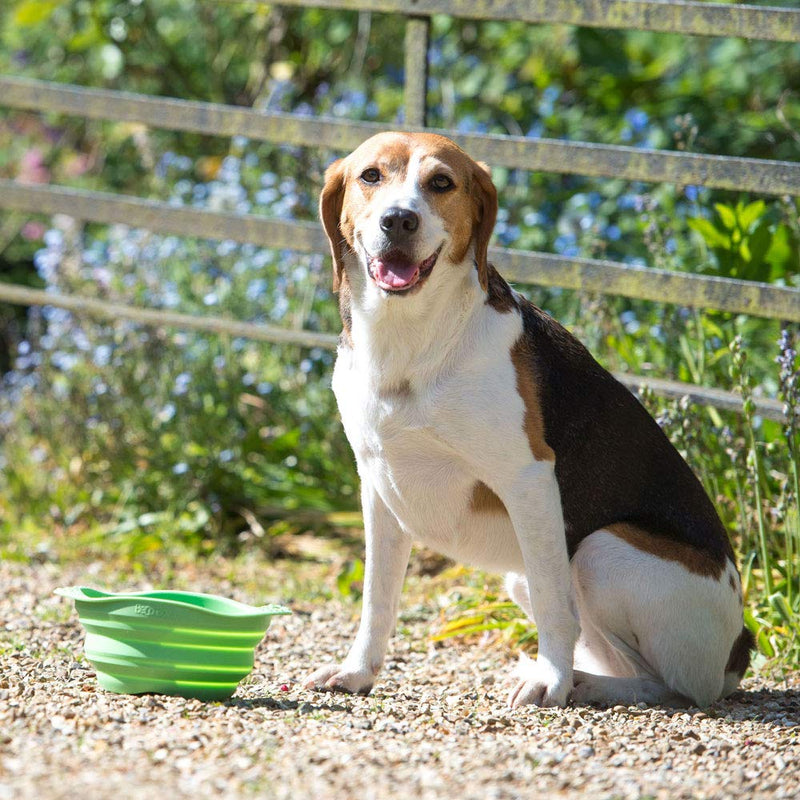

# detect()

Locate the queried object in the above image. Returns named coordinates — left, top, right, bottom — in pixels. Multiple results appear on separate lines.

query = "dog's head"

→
left=320, top=132, right=497, bottom=297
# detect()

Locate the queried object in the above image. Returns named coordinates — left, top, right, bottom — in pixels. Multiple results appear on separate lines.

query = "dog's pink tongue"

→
left=373, top=257, right=419, bottom=289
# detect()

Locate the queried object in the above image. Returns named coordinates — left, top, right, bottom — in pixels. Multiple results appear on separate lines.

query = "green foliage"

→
left=0, top=204, right=359, bottom=549
left=336, top=558, right=365, bottom=600
left=688, top=201, right=800, bottom=282
left=431, top=570, right=538, bottom=652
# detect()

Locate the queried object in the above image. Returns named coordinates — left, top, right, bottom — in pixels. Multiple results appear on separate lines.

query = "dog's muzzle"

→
left=367, top=245, right=442, bottom=293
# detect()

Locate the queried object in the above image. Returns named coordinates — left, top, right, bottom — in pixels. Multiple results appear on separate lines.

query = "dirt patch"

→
left=1, top=558, right=798, bottom=800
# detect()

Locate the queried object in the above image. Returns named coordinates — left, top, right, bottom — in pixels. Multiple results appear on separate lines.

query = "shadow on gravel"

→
left=585, top=687, right=800, bottom=727
left=226, top=696, right=354, bottom=714
left=223, top=687, right=799, bottom=729
left=712, top=687, right=800, bottom=725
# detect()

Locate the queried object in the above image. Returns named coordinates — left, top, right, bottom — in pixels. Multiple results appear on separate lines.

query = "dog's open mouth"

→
left=367, top=246, right=442, bottom=293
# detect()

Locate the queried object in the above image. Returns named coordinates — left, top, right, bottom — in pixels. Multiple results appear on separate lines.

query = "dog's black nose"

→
left=379, top=207, right=419, bottom=236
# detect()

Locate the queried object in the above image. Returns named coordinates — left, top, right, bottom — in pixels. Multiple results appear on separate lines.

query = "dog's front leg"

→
left=504, top=462, right=579, bottom=708
left=304, top=481, right=411, bottom=695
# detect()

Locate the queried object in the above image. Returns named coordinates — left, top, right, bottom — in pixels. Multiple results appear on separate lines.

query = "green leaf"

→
left=757, top=628, right=775, bottom=658
left=13, top=0, right=64, bottom=26
left=747, top=221, right=772, bottom=266
left=768, top=593, right=795, bottom=626
left=714, top=203, right=737, bottom=231
left=431, top=620, right=506, bottom=641
left=687, top=218, right=731, bottom=250
left=336, top=558, right=364, bottom=599
left=743, top=607, right=759, bottom=634
left=68, top=20, right=104, bottom=53
left=738, top=200, right=766, bottom=232
left=739, top=238, right=752, bottom=264
left=764, top=224, right=799, bottom=278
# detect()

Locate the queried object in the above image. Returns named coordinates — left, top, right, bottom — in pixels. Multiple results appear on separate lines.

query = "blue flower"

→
left=524, top=211, right=543, bottom=226
left=617, top=194, right=641, bottom=211
left=216, top=239, right=238, bottom=257
left=158, top=403, right=176, bottom=423
left=625, top=109, right=649, bottom=133
left=93, top=345, right=112, bottom=367
left=256, top=188, right=278, bottom=205
left=554, top=233, right=578, bottom=256
left=246, top=279, right=268, bottom=300
left=173, top=372, right=191, bottom=395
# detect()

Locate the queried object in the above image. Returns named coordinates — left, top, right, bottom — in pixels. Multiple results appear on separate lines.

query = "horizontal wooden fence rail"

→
left=4, top=77, right=800, bottom=196
left=0, top=280, right=786, bottom=423
left=0, top=181, right=327, bottom=253
left=0, top=281, right=338, bottom=350
left=227, top=0, right=800, bottom=43
left=3, top=179, right=799, bottom=322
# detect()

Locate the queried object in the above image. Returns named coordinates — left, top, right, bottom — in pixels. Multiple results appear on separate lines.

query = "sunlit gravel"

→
left=2, top=558, right=798, bottom=800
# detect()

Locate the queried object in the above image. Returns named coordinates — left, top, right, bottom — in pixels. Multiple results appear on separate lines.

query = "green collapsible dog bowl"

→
left=55, top=586, right=290, bottom=701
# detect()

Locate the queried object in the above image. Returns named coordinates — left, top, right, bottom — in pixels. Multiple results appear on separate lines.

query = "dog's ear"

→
left=472, top=161, right=498, bottom=292
left=319, top=158, right=347, bottom=293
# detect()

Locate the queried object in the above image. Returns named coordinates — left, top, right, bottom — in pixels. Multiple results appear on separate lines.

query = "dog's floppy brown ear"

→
left=319, top=158, right=347, bottom=293
left=472, top=161, right=498, bottom=292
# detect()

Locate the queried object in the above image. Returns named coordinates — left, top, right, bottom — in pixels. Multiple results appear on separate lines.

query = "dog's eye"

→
left=360, top=168, right=381, bottom=184
left=429, top=174, right=455, bottom=192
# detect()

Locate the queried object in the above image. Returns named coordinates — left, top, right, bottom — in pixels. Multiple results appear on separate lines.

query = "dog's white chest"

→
left=333, top=350, right=457, bottom=499
left=331, top=340, right=526, bottom=572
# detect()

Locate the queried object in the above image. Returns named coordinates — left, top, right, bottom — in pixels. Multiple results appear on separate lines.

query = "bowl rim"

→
left=54, top=586, right=291, bottom=619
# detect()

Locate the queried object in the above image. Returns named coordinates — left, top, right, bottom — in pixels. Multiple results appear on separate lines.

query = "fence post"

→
left=404, top=16, right=430, bottom=127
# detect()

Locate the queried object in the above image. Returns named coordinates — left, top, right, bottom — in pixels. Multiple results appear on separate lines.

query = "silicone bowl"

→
left=55, top=586, right=290, bottom=701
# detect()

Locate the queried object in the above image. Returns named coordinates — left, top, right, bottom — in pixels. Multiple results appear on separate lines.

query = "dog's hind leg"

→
left=571, top=671, right=690, bottom=707
left=568, top=528, right=746, bottom=708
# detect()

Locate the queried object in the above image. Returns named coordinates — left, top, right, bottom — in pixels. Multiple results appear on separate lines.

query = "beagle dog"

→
left=304, top=131, right=753, bottom=708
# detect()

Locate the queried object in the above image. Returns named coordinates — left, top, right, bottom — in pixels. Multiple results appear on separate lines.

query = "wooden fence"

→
left=1, top=0, right=798, bottom=422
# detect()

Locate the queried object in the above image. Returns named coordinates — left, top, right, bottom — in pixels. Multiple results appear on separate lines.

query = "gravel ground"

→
left=2, top=556, right=799, bottom=800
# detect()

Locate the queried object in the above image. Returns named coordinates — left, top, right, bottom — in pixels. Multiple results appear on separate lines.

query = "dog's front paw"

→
left=508, top=654, right=572, bottom=708
left=303, top=663, right=375, bottom=695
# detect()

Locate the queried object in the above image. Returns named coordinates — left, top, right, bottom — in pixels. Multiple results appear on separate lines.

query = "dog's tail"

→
left=722, top=625, right=756, bottom=696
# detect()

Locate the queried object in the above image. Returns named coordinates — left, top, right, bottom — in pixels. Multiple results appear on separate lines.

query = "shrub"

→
left=0, top=149, right=357, bottom=551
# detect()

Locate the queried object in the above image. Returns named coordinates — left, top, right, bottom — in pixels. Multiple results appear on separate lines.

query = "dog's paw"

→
left=303, top=664, right=375, bottom=695
left=508, top=654, right=571, bottom=709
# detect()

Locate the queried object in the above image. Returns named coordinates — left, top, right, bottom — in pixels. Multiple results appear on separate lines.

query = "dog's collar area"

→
left=367, top=245, right=442, bottom=294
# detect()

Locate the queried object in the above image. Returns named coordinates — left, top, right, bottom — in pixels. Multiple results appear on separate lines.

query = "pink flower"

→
left=21, top=221, right=46, bottom=240
left=18, top=148, right=50, bottom=184
left=65, top=153, right=91, bottom=177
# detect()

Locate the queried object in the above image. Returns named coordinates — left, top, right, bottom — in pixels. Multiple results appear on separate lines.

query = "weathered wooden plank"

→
left=3, top=77, right=800, bottom=195
left=236, top=0, right=800, bottom=42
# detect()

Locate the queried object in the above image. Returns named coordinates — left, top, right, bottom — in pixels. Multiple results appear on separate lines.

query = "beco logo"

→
left=133, top=604, right=166, bottom=618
